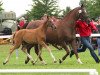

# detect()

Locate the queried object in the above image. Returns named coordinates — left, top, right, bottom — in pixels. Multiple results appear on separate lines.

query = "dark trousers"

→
left=77, top=36, right=99, bottom=63
left=97, top=38, right=100, bottom=55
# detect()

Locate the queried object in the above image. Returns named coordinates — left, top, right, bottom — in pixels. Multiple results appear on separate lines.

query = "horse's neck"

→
left=39, top=19, right=48, bottom=33
left=62, top=12, right=78, bottom=28
left=63, top=12, right=76, bottom=21
left=62, top=17, right=76, bottom=29
left=62, top=7, right=79, bottom=25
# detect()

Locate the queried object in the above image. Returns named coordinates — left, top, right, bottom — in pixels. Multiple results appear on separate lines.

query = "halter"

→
left=78, top=7, right=89, bottom=24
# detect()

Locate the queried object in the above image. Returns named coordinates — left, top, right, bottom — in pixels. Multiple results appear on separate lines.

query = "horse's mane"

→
left=63, top=7, right=80, bottom=19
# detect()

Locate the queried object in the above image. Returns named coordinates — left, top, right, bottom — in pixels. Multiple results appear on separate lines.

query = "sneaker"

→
left=98, top=54, right=100, bottom=56
left=96, top=60, right=100, bottom=63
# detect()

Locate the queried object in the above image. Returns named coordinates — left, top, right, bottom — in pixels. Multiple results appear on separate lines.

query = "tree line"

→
left=0, top=0, right=100, bottom=21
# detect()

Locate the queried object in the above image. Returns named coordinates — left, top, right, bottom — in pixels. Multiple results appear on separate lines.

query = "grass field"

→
left=0, top=44, right=100, bottom=75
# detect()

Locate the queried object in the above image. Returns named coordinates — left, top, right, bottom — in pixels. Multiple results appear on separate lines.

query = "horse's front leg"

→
left=71, top=39, right=83, bottom=64
left=34, top=44, right=47, bottom=65
left=22, top=47, right=35, bottom=65
left=24, top=44, right=33, bottom=64
left=3, top=46, right=16, bottom=65
left=40, top=41, right=57, bottom=63
left=58, top=42, right=70, bottom=64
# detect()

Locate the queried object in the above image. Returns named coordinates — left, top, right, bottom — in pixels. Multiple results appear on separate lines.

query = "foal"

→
left=3, top=16, right=56, bottom=65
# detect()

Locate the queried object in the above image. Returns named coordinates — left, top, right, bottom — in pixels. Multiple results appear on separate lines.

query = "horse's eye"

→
left=78, top=10, right=82, bottom=13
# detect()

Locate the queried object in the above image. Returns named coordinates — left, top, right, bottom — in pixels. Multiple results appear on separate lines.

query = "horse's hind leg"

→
left=3, top=45, right=18, bottom=65
left=59, top=42, right=70, bottom=64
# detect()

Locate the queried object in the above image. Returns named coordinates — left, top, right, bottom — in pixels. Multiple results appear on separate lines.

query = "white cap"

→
left=19, top=17, right=25, bottom=20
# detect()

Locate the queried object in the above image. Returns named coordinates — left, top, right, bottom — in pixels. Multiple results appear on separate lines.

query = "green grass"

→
left=0, top=44, right=100, bottom=75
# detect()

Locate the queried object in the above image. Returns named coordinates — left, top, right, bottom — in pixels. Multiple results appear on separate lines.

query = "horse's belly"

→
left=26, top=40, right=37, bottom=44
left=23, top=37, right=37, bottom=44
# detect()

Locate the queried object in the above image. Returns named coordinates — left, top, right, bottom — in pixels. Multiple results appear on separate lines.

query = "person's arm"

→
left=89, top=22, right=98, bottom=32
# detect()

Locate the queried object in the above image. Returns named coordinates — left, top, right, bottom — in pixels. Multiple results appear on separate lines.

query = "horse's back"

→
left=15, top=29, right=38, bottom=44
left=26, top=20, right=44, bottom=29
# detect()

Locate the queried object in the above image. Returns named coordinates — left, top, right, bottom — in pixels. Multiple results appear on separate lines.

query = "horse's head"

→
left=75, top=4, right=89, bottom=23
left=42, top=15, right=57, bottom=30
left=64, top=4, right=88, bottom=21
left=78, top=4, right=88, bottom=20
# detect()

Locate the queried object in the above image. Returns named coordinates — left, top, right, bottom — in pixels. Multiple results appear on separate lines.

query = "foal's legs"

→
left=3, top=45, right=20, bottom=65
left=3, top=43, right=35, bottom=65
left=71, top=40, right=83, bottom=64
left=25, top=44, right=46, bottom=64
left=25, top=44, right=33, bottom=64
left=40, top=41, right=56, bottom=63
left=34, top=45, right=43, bottom=63
left=22, top=47, right=35, bottom=65
left=34, top=44, right=47, bottom=65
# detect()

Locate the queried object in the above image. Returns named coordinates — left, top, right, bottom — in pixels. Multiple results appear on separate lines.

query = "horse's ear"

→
left=80, top=3, right=86, bottom=9
left=47, top=15, right=49, bottom=19
left=81, top=4, right=84, bottom=8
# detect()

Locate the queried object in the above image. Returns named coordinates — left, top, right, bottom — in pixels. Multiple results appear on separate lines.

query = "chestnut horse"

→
left=3, top=15, right=56, bottom=65
left=24, top=4, right=88, bottom=64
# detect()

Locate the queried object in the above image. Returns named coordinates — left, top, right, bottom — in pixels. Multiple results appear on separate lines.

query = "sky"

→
left=1, top=0, right=80, bottom=17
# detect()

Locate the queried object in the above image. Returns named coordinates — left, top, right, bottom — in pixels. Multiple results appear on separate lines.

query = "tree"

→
left=62, top=7, right=71, bottom=17
left=0, top=1, right=3, bottom=11
left=80, top=0, right=100, bottom=19
left=26, top=0, right=60, bottom=20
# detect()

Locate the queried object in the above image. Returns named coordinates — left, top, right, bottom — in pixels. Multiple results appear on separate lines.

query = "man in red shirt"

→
left=19, top=17, right=25, bottom=29
left=70, top=18, right=100, bottom=63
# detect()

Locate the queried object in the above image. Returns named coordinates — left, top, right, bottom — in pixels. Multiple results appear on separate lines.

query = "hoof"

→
left=54, top=60, right=57, bottom=63
left=59, top=59, right=62, bottom=64
left=32, top=63, right=35, bottom=65
left=42, top=63, right=47, bottom=65
left=31, top=61, right=35, bottom=65
left=25, top=60, right=29, bottom=64
left=78, top=62, right=83, bottom=64
left=3, top=62, right=6, bottom=65
left=41, top=61, right=47, bottom=65
left=44, top=63, right=47, bottom=65
left=77, top=58, right=83, bottom=64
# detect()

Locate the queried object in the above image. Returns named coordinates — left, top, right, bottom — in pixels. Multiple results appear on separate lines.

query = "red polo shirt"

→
left=76, top=20, right=97, bottom=37
left=19, top=20, right=25, bottom=28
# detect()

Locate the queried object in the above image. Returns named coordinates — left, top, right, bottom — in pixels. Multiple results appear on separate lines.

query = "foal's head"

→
left=43, top=15, right=57, bottom=30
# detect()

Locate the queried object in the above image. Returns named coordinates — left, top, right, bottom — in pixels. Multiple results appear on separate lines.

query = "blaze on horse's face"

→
left=76, top=4, right=88, bottom=22
left=78, top=8, right=88, bottom=20
left=78, top=7, right=91, bottom=25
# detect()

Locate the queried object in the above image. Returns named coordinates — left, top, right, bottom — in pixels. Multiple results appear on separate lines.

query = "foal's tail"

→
left=11, top=32, right=16, bottom=45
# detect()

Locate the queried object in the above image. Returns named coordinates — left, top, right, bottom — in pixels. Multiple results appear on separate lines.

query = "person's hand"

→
left=93, top=30, right=99, bottom=33
left=96, top=30, right=99, bottom=33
